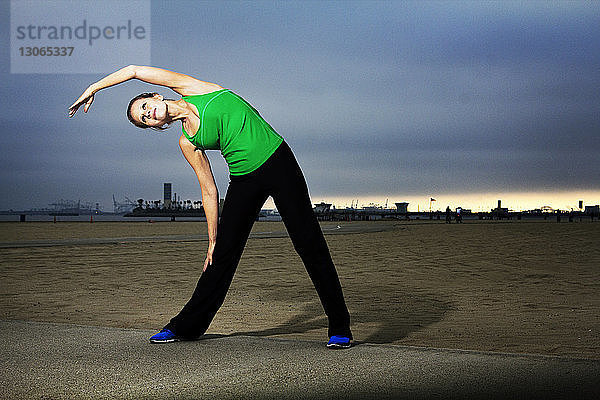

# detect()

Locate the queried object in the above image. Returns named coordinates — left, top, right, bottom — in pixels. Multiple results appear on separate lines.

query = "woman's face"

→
left=130, top=95, right=168, bottom=128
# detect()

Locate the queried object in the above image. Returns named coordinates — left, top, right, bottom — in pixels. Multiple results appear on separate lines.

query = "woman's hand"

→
left=68, top=85, right=96, bottom=117
left=203, top=239, right=216, bottom=272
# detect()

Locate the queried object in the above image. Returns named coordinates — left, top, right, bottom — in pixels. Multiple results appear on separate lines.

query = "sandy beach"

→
left=1, top=220, right=598, bottom=359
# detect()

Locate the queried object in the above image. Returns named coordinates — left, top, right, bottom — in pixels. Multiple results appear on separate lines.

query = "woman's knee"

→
left=291, top=232, right=330, bottom=260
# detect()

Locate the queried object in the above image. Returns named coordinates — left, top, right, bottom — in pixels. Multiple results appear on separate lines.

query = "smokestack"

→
left=498, top=200, right=502, bottom=209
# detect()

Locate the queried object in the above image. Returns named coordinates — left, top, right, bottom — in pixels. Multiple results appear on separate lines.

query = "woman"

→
left=69, top=65, right=352, bottom=348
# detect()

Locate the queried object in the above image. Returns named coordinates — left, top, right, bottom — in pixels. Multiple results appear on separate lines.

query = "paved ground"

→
left=1, top=320, right=598, bottom=399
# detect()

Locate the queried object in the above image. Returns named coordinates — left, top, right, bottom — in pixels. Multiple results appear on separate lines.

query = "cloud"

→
left=1, top=1, right=599, bottom=210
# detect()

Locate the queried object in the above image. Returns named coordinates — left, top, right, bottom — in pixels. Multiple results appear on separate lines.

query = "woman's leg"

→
left=266, top=143, right=352, bottom=339
left=165, top=176, right=268, bottom=338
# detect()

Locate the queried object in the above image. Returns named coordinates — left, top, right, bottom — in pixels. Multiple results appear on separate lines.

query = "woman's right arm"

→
left=68, top=65, right=134, bottom=116
left=69, top=65, right=222, bottom=117
left=179, top=134, right=219, bottom=272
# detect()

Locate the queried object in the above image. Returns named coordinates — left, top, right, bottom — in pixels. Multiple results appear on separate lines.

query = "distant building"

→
left=313, top=202, right=332, bottom=221
left=584, top=205, right=599, bottom=217
left=395, top=202, right=409, bottom=214
left=491, top=200, right=509, bottom=219
left=314, top=202, right=332, bottom=213
left=164, top=183, right=172, bottom=208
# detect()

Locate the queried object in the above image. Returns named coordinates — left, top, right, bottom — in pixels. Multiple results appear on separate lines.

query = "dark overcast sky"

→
left=1, top=1, right=599, bottom=211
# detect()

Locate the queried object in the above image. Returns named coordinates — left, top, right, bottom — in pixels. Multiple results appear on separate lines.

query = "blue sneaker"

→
left=327, top=335, right=352, bottom=349
left=149, top=329, right=180, bottom=343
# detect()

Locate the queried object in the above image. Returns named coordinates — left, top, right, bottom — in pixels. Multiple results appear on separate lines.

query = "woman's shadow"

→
left=224, top=287, right=453, bottom=345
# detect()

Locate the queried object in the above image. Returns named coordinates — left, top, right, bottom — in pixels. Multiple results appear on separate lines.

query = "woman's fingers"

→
left=203, top=243, right=215, bottom=272
left=203, top=256, right=211, bottom=272
left=69, top=93, right=87, bottom=109
left=68, top=98, right=85, bottom=117
left=83, top=95, right=94, bottom=113
left=68, top=88, right=94, bottom=117
left=68, top=99, right=80, bottom=111
left=68, top=103, right=81, bottom=117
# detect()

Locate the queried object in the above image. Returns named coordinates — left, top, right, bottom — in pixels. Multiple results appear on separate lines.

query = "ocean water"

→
left=0, top=214, right=283, bottom=222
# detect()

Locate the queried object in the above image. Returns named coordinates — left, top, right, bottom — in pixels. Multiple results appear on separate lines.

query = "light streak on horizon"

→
left=297, top=190, right=600, bottom=213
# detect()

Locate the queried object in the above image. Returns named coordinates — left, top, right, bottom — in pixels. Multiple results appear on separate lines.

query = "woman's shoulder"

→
left=180, top=84, right=226, bottom=97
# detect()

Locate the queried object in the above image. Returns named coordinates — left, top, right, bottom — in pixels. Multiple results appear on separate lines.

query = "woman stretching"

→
left=69, top=65, right=353, bottom=348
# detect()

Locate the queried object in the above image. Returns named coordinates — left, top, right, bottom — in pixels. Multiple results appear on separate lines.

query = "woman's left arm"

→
left=127, top=65, right=222, bottom=96
left=179, top=134, right=219, bottom=271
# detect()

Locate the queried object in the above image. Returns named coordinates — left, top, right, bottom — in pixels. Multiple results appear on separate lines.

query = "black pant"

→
left=165, top=141, right=352, bottom=339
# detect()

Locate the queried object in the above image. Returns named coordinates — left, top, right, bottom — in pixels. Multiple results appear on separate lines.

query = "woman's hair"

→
left=126, top=92, right=170, bottom=131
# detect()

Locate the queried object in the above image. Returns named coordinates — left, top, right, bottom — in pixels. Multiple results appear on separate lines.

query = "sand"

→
left=1, top=220, right=598, bottom=359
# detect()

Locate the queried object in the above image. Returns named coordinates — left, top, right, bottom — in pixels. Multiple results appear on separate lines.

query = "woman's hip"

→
left=228, top=141, right=302, bottom=185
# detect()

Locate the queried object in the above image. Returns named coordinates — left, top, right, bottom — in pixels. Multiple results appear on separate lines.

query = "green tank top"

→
left=181, top=89, right=283, bottom=175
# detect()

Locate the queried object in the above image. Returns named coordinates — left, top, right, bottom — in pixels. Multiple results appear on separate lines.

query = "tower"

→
left=164, top=183, right=172, bottom=208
